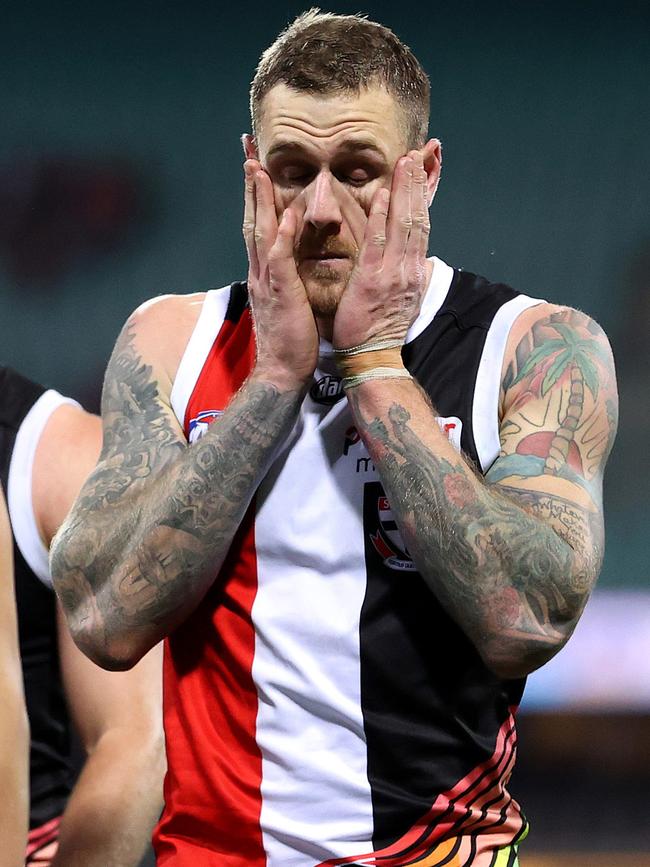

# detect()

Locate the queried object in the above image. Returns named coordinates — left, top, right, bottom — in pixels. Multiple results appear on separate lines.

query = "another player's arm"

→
left=31, top=406, right=165, bottom=866
left=347, top=304, right=617, bottom=678
left=51, top=611, right=164, bottom=867
left=51, top=168, right=317, bottom=671
left=0, top=489, right=29, bottom=866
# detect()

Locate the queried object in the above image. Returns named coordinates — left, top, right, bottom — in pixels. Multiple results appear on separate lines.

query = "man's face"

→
left=254, top=84, right=411, bottom=318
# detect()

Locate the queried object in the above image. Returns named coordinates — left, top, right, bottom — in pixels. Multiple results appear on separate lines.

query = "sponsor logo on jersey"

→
left=343, top=426, right=360, bottom=455
left=364, top=482, right=416, bottom=572
left=188, top=409, right=223, bottom=443
left=310, top=374, right=344, bottom=405
left=343, top=426, right=377, bottom=473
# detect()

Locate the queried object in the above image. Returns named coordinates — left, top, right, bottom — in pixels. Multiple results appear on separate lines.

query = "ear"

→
left=241, top=134, right=258, bottom=160
left=421, top=138, right=442, bottom=205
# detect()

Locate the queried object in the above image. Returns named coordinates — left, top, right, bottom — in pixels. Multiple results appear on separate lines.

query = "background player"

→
left=0, top=485, right=29, bottom=865
left=0, top=366, right=164, bottom=866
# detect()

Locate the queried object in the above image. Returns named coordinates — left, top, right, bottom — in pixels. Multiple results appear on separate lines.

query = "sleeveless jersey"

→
left=153, top=259, right=543, bottom=866
left=0, top=367, right=78, bottom=828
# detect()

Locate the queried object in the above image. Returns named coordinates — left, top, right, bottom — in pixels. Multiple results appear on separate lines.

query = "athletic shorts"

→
left=490, top=843, right=520, bottom=867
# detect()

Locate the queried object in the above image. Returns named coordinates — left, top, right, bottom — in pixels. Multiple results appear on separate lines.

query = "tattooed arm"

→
left=51, top=158, right=320, bottom=669
left=345, top=304, right=617, bottom=679
left=49, top=296, right=310, bottom=670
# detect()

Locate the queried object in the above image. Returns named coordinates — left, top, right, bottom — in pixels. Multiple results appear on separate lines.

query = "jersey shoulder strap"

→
left=0, top=366, right=47, bottom=432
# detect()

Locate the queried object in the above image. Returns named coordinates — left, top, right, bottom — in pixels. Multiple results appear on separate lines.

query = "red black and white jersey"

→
left=0, top=367, right=78, bottom=831
left=153, top=258, right=543, bottom=866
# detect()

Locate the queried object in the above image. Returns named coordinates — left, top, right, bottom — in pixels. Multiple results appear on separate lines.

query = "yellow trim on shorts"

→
left=493, top=844, right=519, bottom=866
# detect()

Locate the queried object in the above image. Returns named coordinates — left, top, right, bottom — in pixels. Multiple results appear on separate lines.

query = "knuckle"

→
left=407, top=265, right=427, bottom=287
left=399, top=216, right=413, bottom=231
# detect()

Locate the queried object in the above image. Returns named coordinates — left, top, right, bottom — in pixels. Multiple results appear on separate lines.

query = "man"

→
left=0, top=366, right=164, bottom=866
left=0, top=486, right=29, bottom=866
left=51, top=10, right=618, bottom=866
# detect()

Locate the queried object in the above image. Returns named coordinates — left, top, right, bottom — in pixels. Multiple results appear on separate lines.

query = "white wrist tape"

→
left=333, top=338, right=403, bottom=358
left=342, top=367, right=411, bottom=390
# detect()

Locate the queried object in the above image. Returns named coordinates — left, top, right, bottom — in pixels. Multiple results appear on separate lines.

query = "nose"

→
left=303, top=171, right=343, bottom=234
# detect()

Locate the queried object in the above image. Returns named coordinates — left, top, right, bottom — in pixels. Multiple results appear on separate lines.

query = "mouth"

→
left=300, top=253, right=351, bottom=262
left=302, top=252, right=349, bottom=262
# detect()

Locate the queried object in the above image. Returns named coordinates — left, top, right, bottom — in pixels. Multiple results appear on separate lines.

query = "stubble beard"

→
left=299, top=260, right=354, bottom=319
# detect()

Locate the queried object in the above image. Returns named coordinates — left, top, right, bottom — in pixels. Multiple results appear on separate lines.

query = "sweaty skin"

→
left=50, top=84, right=616, bottom=683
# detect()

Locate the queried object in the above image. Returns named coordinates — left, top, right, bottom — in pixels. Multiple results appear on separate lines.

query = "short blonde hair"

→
left=250, top=9, right=430, bottom=148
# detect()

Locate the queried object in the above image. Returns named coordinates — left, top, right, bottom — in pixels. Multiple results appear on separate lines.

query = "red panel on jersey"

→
left=154, top=303, right=265, bottom=865
left=183, top=307, right=256, bottom=430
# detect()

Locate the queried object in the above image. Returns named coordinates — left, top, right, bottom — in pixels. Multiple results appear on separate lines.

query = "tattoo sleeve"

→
left=50, top=321, right=303, bottom=666
left=346, top=307, right=617, bottom=678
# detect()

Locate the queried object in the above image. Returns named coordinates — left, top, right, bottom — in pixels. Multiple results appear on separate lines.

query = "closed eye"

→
left=275, top=165, right=316, bottom=187
left=334, top=169, right=372, bottom=186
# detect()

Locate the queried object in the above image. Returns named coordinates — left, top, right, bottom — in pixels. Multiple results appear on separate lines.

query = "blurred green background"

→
left=2, top=0, right=649, bottom=858
left=1, top=0, right=647, bottom=590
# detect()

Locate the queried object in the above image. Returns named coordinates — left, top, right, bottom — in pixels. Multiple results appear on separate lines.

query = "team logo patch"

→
left=436, top=416, right=463, bottom=452
left=364, top=481, right=416, bottom=572
left=310, top=374, right=344, bottom=405
left=188, top=409, right=223, bottom=443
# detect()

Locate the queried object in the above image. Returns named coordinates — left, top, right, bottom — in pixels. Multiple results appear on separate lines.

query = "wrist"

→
left=342, top=367, right=411, bottom=390
left=333, top=339, right=405, bottom=378
left=249, top=364, right=312, bottom=395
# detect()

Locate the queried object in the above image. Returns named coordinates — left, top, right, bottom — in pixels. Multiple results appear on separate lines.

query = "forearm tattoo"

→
left=348, top=391, right=603, bottom=673
left=51, top=323, right=302, bottom=658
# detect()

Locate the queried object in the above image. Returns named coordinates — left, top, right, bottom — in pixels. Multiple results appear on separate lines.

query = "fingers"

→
left=286, top=188, right=307, bottom=238
left=267, top=207, right=299, bottom=286
left=243, top=160, right=282, bottom=286
left=383, top=155, right=413, bottom=264
left=380, top=151, right=429, bottom=280
left=405, top=151, right=430, bottom=269
left=252, top=168, right=278, bottom=277
left=330, top=175, right=367, bottom=250
left=357, top=187, right=389, bottom=272
left=243, top=161, right=308, bottom=313
left=243, top=160, right=260, bottom=278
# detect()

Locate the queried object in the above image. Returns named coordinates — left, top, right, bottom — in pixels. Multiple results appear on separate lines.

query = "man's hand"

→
left=332, top=151, right=430, bottom=350
left=243, top=160, right=319, bottom=388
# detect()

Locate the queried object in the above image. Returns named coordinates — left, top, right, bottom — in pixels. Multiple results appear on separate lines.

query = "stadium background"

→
left=1, top=0, right=648, bottom=863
